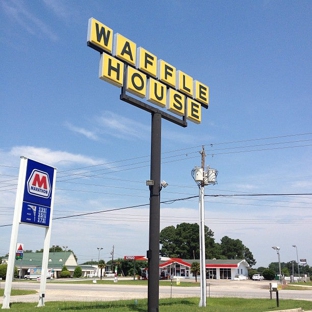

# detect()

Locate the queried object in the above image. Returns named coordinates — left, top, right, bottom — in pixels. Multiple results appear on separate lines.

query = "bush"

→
left=73, top=266, right=82, bottom=278
left=60, top=265, right=71, bottom=278
left=0, top=264, right=18, bottom=280
left=262, top=268, right=275, bottom=280
left=0, top=264, right=7, bottom=280
left=60, top=270, right=71, bottom=278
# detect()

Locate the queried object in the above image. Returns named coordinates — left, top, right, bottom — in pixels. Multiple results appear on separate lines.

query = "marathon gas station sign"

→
left=2, top=157, right=57, bottom=309
left=87, top=17, right=209, bottom=124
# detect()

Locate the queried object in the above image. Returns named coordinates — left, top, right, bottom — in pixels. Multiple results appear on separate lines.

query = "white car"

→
left=233, top=274, right=248, bottom=280
left=252, top=273, right=264, bottom=281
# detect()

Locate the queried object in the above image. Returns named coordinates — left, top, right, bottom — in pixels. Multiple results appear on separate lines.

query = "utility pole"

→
left=192, top=146, right=218, bottom=308
left=200, top=145, right=206, bottom=173
left=199, top=146, right=206, bottom=307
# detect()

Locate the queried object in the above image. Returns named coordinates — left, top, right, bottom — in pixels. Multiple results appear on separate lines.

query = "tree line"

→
left=159, top=223, right=256, bottom=267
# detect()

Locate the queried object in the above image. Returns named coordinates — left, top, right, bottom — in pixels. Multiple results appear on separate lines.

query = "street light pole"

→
left=292, top=245, right=300, bottom=279
left=97, top=247, right=103, bottom=278
left=272, top=246, right=281, bottom=283
left=97, top=247, right=103, bottom=262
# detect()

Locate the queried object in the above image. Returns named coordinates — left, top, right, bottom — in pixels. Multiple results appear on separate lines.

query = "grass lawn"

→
left=0, top=289, right=36, bottom=296
left=281, top=281, right=312, bottom=290
left=3, top=297, right=312, bottom=311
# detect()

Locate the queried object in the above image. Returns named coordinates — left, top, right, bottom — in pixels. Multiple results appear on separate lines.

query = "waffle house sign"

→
left=87, top=18, right=209, bottom=124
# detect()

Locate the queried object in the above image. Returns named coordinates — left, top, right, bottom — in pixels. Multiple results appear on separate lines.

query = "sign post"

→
left=87, top=18, right=210, bottom=312
left=2, top=157, right=56, bottom=309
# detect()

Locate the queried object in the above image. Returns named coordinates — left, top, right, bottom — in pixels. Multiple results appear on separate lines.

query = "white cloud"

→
left=43, top=0, right=71, bottom=20
left=65, top=122, right=99, bottom=141
left=1, top=0, right=58, bottom=41
left=96, top=111, right=150, bottom=141
left=9, top=146, right=104, bottom=167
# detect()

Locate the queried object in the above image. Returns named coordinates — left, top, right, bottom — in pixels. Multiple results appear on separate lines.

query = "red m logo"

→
left=32, top=173, right=48, bottom=189
left=27, top=169, right=51, bottom=198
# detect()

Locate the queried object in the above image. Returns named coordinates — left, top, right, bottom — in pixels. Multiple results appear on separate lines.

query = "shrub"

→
left=60, top=270, right=71, bottom=278
left=60, top=265, right=71, bottom=278
left=73, top=266, right=82, bottom=278
left=0, top=264, right=7, bottom=280
left=0, top=264, right=18, bottom=280
left=262, top=268, right=275, bottom=280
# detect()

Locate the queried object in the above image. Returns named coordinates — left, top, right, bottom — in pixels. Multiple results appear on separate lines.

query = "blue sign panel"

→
left=21, top=202, right=51, bottom=226
left=23, top=159, right=54, bottom=207
left=21, top=159, right=55, bottom=227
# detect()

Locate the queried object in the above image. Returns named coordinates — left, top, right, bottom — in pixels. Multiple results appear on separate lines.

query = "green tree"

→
left=269, top=262, right=287, bottom=275
left=118, top=258, right=148, bottom=277
left=159, top=226, right=177, bottom=257
left=220, top=236, right=256, bottom=267
left=160, top=223, right=257, bottom=266
left=191, top=262, right=200, bottom=283
left=257, top=266, right=267, bottom=274
left=282, top=267, right=290, bottom=277
left=73, top=266, right=82, bottom=278
left=98, top=260, right=106, bottom=279
left=160, top=223, right=216, bottom=259
left=262, top=268, right=275, bottom=280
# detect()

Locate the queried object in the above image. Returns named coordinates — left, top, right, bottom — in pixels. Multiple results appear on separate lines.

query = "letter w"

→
left=32, top=174, right=47, bottom=189
left=96, top=23, right=111, bottom=46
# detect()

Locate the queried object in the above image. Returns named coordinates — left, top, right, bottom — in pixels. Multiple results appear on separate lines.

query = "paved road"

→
left=1, top=279, right=312, bottom=304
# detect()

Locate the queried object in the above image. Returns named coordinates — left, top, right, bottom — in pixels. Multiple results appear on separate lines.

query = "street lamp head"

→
left=272, top=246, right=280, bottom=251
left=292, top=245, right=296, bottom=248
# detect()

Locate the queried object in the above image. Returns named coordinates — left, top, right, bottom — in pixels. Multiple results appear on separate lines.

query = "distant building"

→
left=9, top=252, right=94, bottom=278
left=141, top=257, right=250, bottom=280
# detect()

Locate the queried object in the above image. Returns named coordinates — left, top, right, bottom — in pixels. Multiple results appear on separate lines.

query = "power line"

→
left=1, top=192, right=311, bottom=228
left=1, top=132, right=311, bottom=185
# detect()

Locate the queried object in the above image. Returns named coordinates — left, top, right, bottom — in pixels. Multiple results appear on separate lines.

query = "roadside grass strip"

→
left=3, top=298, right=312, bottom=311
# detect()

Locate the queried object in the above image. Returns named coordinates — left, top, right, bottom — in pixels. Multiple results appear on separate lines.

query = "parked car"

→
left=233, top=274, right=248, bottom=281
left=252, top=273, right=264, bottom=281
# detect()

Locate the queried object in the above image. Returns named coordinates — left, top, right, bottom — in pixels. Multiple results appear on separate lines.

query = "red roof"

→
left=159, top=258, right=191, bottom=268
left=160, top=258, right=245, bottom=269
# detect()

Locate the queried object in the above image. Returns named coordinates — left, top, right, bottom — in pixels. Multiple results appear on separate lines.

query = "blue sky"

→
left=1, top=0, right=311, bottom=268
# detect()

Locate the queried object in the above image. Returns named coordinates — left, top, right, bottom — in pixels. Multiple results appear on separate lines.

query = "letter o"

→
left=131, top=73, right=144, bottom=91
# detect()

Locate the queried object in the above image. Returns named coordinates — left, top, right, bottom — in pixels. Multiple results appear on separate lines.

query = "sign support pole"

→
left=2, top=158, right=27, bottom=309
left=148, top=112, right=161, bottom=312
left=120, top=87, right=186, bottom=312
left=38, top=166, right=56, bottom=307
left=37, top=229, right=50, bottom=306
